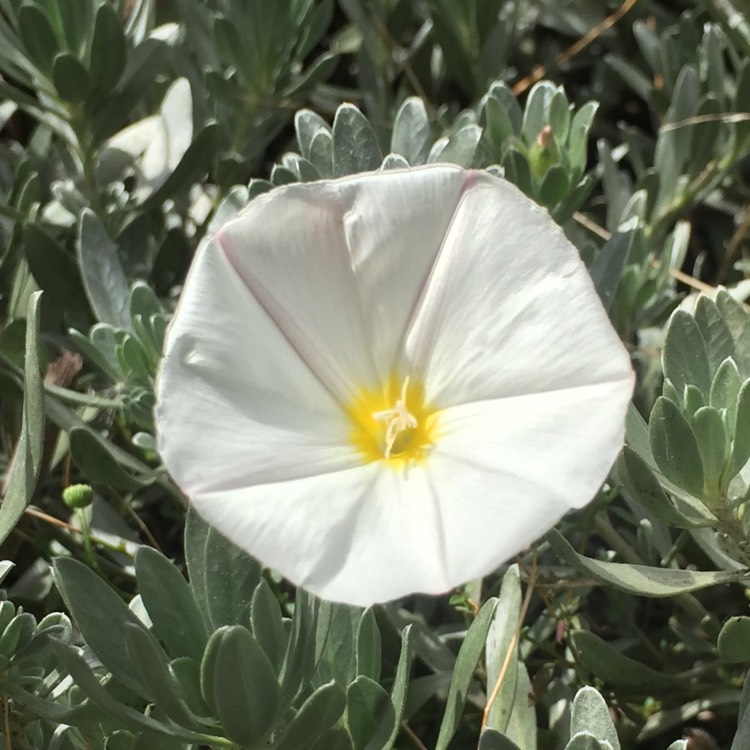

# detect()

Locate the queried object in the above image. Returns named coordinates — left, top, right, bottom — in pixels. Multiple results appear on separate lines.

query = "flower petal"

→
left=424, top=380, right=632, bottom=584
left=186, top=377, right=629, bottom=605
left=189, top=461, right=455, bottom=606
left=156, top=236, right=358, bottom=494
left=404, top=171, right=632, bottom=406
left=157, top=165, right=635, bottom=607
left=216, top=165, right=467, bottom=397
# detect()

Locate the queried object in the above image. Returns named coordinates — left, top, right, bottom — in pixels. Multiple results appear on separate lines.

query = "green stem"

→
left=75, top=507, right=99, bottom=573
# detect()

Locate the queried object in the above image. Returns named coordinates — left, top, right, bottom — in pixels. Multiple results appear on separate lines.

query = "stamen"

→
left=372, top=377, right=419, bottom=458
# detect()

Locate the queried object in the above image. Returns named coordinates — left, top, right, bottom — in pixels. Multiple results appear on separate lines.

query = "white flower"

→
left=155, top=165, right=633, bottom=606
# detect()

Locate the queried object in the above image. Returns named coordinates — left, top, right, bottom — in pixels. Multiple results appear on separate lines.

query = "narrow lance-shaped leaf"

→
left=53, top=557, right=151, bottom=696
left=0, top=292, right=45, bottom=546
left=366, top=624, right=413, bottom=750
left=435, top=598, right=499, bottom=750
left=547, top=529, right=749, bottom=596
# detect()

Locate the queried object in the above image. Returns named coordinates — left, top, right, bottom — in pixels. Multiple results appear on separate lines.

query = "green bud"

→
left=62, top=484, right=94, bottom=510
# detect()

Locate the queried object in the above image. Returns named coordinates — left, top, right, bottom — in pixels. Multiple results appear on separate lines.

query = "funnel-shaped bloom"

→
left=156, top=165, right=633, bottom=605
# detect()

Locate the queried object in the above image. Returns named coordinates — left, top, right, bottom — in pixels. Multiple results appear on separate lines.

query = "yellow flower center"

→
left=347, top=374, right=439, bottom=467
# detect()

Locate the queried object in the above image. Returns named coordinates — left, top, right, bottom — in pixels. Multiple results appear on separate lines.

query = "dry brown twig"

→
left=512, top=0, right=639, bottom=96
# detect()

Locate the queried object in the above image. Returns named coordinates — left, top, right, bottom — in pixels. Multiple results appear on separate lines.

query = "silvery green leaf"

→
left=365, top=624, right=412, bottom=750
left=478, top=729, right=522, bottom=750
left=663, top=311, right=712, bottom=399
left=52, top=52, right=91, bottom=103
left=716, top=292, right=750, bottom=379
left=184, top=508, right=261, bottom=630
left=626, top=402, right=656, bottom=468
left=77, top=210, right=131, bottom=331
left=391, top=97, right=431, bottom=165
left=732, top=380, right=750, bottom=476
left=346, top=675, right=389, bottom=750
left=313, top=603, right=360, bottom=687
left=521, top=81, right=557, bottom=144
left=53, top=557, right=149, bottom=697
left=480, top=93, right=514, bottom=162
left=0, top=292, right=44, bottom=546
left=484, top=566, right=534, bottom=749
left=486, top=82, right=523, bottom=134
left=688, top=95, right=722, bottom=178
left=206, top=186, right=249, bottom=235
left=381, top=153, right=410, bottom=170
left=309, top=129, right=334, bottom=177
left=251, top=578, right=286, bottom=672
left=568, top=101, right=598, bottom=181
left=356, top=607, right=381, bottom=682
left=649, top=397, right=705, bottom=498
left=279, top=589, right=318, bottom=705
left=274, top=681, right=346, bottom=750
left=502, top=148, right=533, bottom=196
left=141, top=121, right=219, bottom=209
left=89, top=1, right=126, bottom=94
left=17, top=4, right=58, bottom=76
left=589, top=230, right=633, bottom=311
left=604, top=53, right=654, bottom=102
left=653, top=65, right=699, bottom=210
left=51, top=640, right=212, bottom=742
left=271, top=165, right=298, bottom=186
left=571, top=631, right=677, bottom=691
left=431, top=124, right=482, bottom=166
left=718, top=616, right=750, bottom=663
left=123, top=622, right=200, bottom=727
left=129, top=281, right=162, bottom=323
left=296, top=156, right=321, bottom=182
left=691, top=406, right=728, bottom=495
left=549, top=88, right=571, bottom=143
left=617, top=447, right=706, bottom=529
left=597, top=140, right=632, bottom=231
left=211, top=626, right=279, bottom=745
left=538, top=165, right=569, bottom=207
left=435, top=597, right=499, bottom=750
left=134, top=546, right=208, bottom=664
left=710, top=358, right=742, bottom=423
left=695, top=296, right=736, bottom=375
left=571, top=686, right=620, bottom=749
left=565, top=732, right=610, bottom=750
left=69, top=426, right=155, bottom=491
left=547, top=529, right=747, bottom=596
left=333, top=104, right=382, bottom=177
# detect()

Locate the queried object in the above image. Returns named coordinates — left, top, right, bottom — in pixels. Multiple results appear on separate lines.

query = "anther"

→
left=372, top=377, right=418, bottom=458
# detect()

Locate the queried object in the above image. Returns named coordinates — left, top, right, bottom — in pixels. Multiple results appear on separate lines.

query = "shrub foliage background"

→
left=1, top=0, right=750, bottom=748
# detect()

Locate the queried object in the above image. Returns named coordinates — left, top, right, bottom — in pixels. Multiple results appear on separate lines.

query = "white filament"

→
left=372, top=377, right=418, bottom=458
